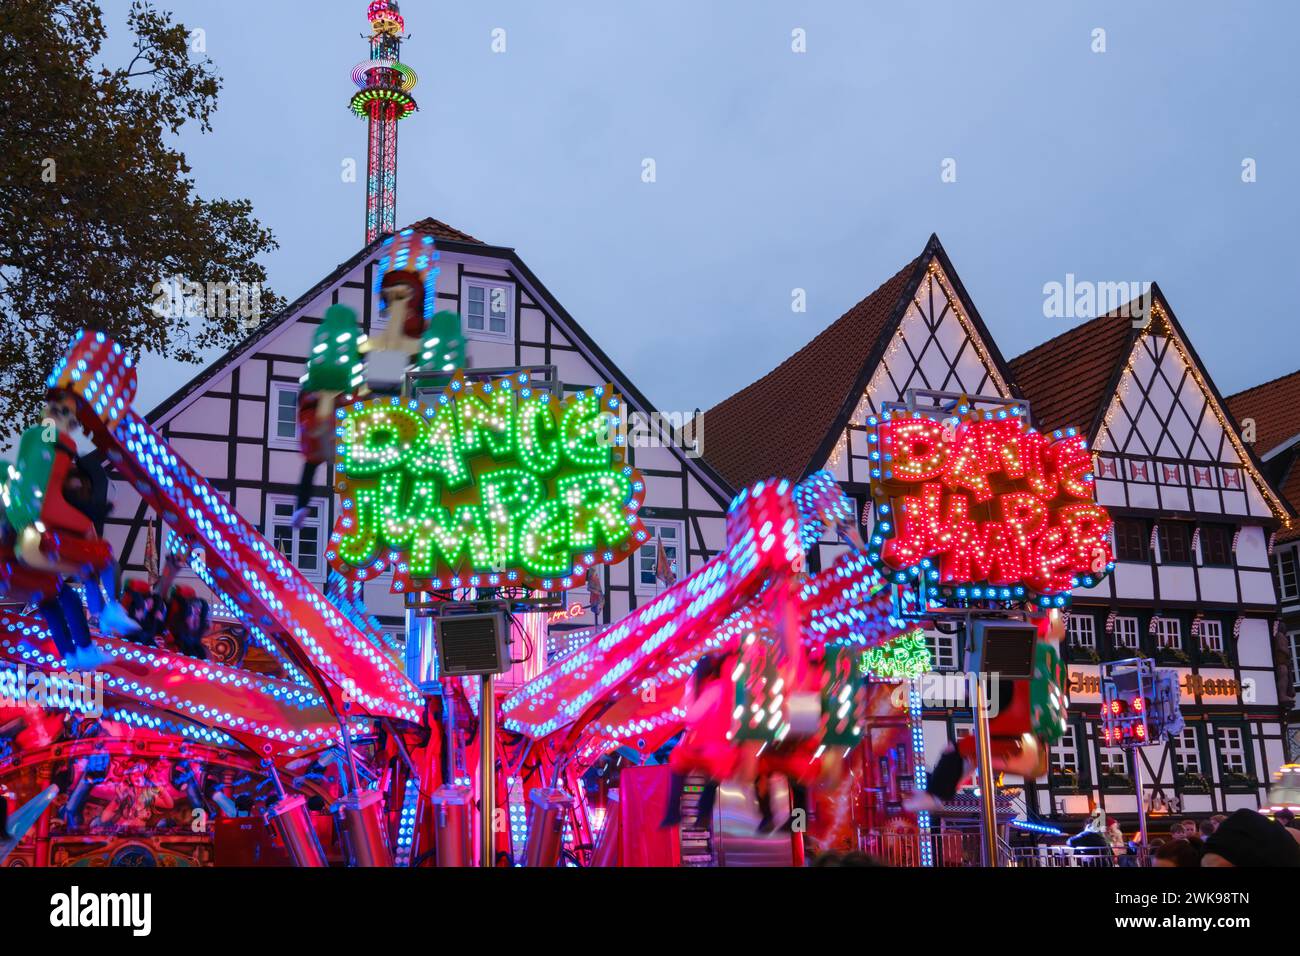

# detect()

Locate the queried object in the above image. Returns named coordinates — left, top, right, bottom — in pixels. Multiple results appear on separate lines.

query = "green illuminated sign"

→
left=858, top=630, right=931, bottom=680
left=327, top=373, right=647, bottom=592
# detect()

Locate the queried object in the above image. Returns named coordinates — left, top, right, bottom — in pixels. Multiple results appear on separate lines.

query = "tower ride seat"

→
left=11, top=429, right=111, bottom=576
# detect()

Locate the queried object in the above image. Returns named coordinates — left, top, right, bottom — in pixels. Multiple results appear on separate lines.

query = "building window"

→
left=268, top=496, right=325, bottom=580
left=925, top=631, right=959, bottom=671
left=1154, top=617, right=1181, bottom=651
left=269, top=383, right=299, bottom=448
left=564, top=566, right=606, bottom=622
left=463, top=279, right=512, bottom=338
left=1199, top=619, right=1224, bottom=654
left=1157, top=521, right=1193, bottom=564
left=1113, top=616, right=1139, bottom=651
left=1067, top=612, right=1096, bottom=650
left=1050, top=725, right=1079, bottom=776
left=636, top=520, right=683, bottom=595
left=1098, top=746, right=1128, bottom=779
left=1174, top=727, right=1201, bottom=775
left=1289, top=632, right=1300, bottom=691
left=1199, top=523, right=1233, bottom=566
left=1276, top=547, right=1299, bottom=602
left=1113, top=518, right=1149, bottom=562
left=1216, top=726, right=1248, bottom=776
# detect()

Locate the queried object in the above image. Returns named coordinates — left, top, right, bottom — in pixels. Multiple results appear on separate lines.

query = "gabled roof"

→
left=1012, top=286, right=1293, bottom=526
left=1277, top=464, right=1300, bottom=542
left=1009, top=312, right=1136, bottom=436
left=139, top=215, right=736, bottom=503
left=1225, top=368, right=1300, bottom=459
left=1227, top=369, right=1300, bottom=541
left=146, top=218, right=478, bottom=424
left=405, top=217, right=484, bottom=245
left=700, top=234, right=1016, bottom=491
left=700, top=255, right=922, bottom=490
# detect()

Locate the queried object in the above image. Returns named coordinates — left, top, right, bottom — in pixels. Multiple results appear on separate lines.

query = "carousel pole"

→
left=972, top=670, right=999, bottom=867
left=1132, top=748, right=1149, bottom=865
left=33, top=764, right=54, bottom=867
left=480, top=674, right=496, bottom=867
left=966, top=617, right=999, bottom=867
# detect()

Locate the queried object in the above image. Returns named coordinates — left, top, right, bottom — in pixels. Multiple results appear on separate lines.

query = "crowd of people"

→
left=1114, top=809, right=1300, bottom=867
left=1055, top=805, right=1300, bottom=866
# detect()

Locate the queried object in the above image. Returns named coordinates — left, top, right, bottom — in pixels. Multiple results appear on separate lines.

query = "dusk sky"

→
left=107, top=0, right=1299, bottom=416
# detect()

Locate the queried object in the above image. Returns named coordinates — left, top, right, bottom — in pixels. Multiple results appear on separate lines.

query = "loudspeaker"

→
left=435, top=612, right=508, bottom=676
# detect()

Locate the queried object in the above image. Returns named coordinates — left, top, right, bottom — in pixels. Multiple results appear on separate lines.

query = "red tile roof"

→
left=1278, top=463, right=1300, bottom=542
left=1225, top=368, right=1300, bottom=459
left=1009, top=313, right=1135, bottom=436
left=700, top=253, right=926, bottom=490
left=404, top=217, right=483, bottom=244
left=1227, top=369, right=1300, bottom=541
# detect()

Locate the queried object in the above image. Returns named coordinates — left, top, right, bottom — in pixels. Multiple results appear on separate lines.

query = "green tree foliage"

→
left=0, top=0, right=282, bottom=430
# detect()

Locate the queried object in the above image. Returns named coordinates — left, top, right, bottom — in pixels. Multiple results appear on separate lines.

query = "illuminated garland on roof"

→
left=828, top=262, right=1011, bottom=471
left=1099, top=301, right=1291, bottom=529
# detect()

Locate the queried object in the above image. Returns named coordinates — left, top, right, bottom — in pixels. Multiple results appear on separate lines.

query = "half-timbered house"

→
left=100, top=217, right=735, bottom=687
left=1227, top=369, right=1300, bottom=757
left=703, top=236, right=1295, bottom=834
left=1013, top=292, right=1294, bottom=824
left=703, top=234, right=1026, bottom=823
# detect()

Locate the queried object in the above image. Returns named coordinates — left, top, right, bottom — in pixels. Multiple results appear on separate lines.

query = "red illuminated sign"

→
left=866, top=408, right=1114, bottom=604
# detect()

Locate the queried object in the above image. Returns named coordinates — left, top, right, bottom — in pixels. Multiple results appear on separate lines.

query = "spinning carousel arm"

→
left=48, top=332, right=422, bottom=723
left=508, top=519, right=922, bottom=774
left=504, top=470, right=919, bottom=751
left=501, top=477, right=805, bottom=742
left=0, top=785, right=59, bottom=863
left=0, top=608, right=340, bottom=751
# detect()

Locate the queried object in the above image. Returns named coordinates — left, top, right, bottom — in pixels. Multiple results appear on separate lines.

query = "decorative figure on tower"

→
left=362, top=229, right=464, bottom=396
left=350, top=0, right=418, bottom=244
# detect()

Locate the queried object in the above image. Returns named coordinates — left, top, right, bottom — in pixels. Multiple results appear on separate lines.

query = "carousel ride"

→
left=0, top=229, right=1110, bottom=867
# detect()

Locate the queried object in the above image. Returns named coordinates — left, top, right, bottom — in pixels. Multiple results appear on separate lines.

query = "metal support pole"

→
left=338, top=712, right=362, bottom=796
left=480, top=674, right=495, bottom=867
left=1132, top=748, right=1149, bottom=866
left=972, top=675, right=999, bottom=867
left=444, top=681, right=458, bottom=783
left=33, top=764, right=53, bottom=868
left=384, top=718, right=419, bottom=780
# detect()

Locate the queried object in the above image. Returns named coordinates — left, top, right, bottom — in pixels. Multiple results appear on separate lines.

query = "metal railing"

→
left=859, top=828, right=1144, bottom=867
left=860, top=829, right=980, bottom=867
left=1005, top=845, right=1134, bottom=867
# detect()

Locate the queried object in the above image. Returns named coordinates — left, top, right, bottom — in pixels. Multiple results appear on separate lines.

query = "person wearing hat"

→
left=1067, top=807, right=1114, bottom=866
left=1201, top=808, right=1300, bottom=866
left=1104, top=816, right=1127, bottom=860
